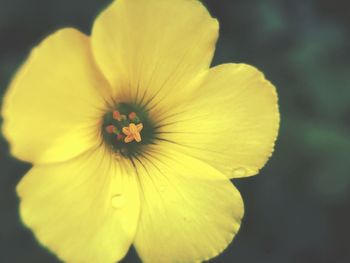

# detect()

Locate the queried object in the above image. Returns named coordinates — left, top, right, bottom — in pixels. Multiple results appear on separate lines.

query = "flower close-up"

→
left=1, top=0, right=279, bottom=262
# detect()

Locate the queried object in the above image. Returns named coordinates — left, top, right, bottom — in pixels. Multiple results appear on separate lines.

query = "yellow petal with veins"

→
left=157, top=63, right=280, bottom=178
left=1, top=28, right=111, bottom=164
left=91, top=0, right=218, bottom=113
left=133, top=147, right=243, bottom=263
left=17, top=147, right=140, bottom=263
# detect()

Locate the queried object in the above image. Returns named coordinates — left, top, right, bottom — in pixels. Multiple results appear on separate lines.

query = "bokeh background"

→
left=1, top=0, right=349, bottom=262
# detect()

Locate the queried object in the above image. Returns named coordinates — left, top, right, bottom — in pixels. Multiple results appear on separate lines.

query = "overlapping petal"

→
left=17, top=147, right=140, bottom=263
left=2, top=28, right=111, bottom=164
left=91, top=0, right=218, bottom=112
left=157, top=64, right=279, bottom=178
left=133, top=147, right=243, bottom=263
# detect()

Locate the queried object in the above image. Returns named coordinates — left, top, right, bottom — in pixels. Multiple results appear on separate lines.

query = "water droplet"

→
left=111, top=194, right=125, bottom=209
left=232, top=167, right=247, bottom=177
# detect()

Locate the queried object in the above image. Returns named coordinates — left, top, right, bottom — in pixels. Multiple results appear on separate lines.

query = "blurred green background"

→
left=0, top=0, right=349, bottom=262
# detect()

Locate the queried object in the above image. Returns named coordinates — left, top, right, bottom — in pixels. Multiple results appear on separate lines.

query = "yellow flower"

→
left=1, top=0, right=279, bottom=262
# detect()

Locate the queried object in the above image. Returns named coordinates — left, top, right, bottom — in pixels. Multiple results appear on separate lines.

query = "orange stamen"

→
left=117, top=133, right=125, bottom=141
left=113, top=110, right=122, bottom=121
left=128, top=112, right=137, bottom=121
left=106, top=125, right=115, bottom=134
left=122, top=123, right=143, bottom=143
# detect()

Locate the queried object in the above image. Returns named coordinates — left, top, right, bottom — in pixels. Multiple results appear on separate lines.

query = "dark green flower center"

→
left=101, top=102, right=155, bottom=157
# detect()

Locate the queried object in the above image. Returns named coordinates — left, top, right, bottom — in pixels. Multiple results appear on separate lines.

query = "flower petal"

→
left=17, top=147, right=140, bottom=263
left=2, top=28, right=111, bottom=164
left=91, top=0, right=218, bottom=111
left=133, top=148, right=243, bottom=263
left=158, top=64, right=280, bottom=178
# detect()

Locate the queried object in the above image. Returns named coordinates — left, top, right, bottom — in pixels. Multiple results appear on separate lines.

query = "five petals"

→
left=2, top=0, right=279, bottom=262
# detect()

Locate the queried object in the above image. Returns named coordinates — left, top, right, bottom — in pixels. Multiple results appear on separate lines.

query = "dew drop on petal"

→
left=111, top=194, right=125, bottom=209
left=232, top=167, right=247, bottom=177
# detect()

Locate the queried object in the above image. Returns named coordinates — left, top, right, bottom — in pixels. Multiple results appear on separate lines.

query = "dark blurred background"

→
left=1, top=0, right=349, bottom=262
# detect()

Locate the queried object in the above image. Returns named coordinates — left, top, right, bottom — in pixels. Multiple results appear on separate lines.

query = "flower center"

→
left=101, top=102, right=155, bottom=157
